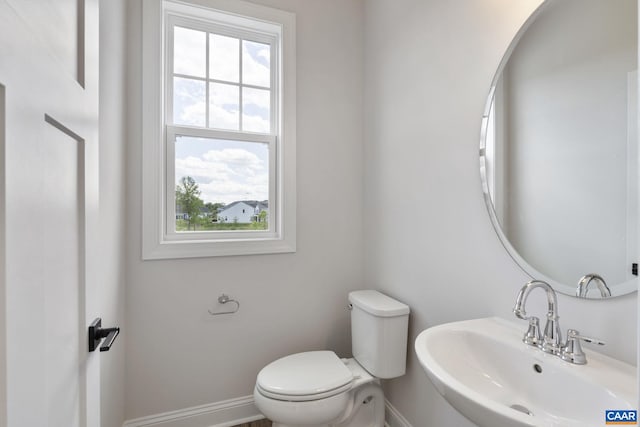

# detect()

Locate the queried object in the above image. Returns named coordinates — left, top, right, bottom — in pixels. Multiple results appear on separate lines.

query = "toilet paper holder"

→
left=208, top=294, right=240, bottom=316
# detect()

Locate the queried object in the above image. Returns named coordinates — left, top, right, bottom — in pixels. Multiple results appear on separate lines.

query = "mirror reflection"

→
left=481, top=0, right=638, bottom=298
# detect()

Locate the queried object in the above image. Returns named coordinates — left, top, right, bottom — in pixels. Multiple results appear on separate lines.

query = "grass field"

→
left=176, top=219, right=268, bottom=231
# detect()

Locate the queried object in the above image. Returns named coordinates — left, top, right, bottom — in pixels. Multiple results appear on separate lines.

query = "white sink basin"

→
left=415, top=317, right=637, bottom=427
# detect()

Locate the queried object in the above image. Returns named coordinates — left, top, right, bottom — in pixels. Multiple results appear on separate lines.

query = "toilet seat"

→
left=256, top=351, right=353, bottom=402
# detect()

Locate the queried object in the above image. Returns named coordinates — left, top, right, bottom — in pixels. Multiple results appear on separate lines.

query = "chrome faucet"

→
left=513, top=280, right=562, bottom=355
left=576, top=273, right=611, bottom=298
left=513, top=279, right=605, bottom=364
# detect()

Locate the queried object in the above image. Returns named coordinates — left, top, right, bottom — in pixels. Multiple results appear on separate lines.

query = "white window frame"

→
left=142, top=0, right=296, bottom=259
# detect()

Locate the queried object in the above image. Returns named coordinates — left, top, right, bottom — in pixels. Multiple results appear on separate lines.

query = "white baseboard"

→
left=122, top=395, right=263, bottom=427
left=385, top=399, right=413, bottom=427
left=122, top=395, right=413, bottom=427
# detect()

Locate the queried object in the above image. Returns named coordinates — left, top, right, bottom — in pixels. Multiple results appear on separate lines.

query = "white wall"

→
left=99, top=2, right=128, bottom=427
left=121, top=0, right=638, bottom=424
left=125, top=0, right=365, bottom=419
left=363, top=1, right=638, bottom=426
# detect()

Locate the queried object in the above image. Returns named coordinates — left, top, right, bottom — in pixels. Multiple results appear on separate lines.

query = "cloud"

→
left=203, top=148, right=263, bottom=176
left=209, top=103, right=239, bottom=130
left=175, top=155, right=234, bottom=181
left=174, top=26, right=206, bottom=78
left=209, top=34, right=240, bottom=82
left=199, top=174, right=268, bottom=204
left=173, top=77, right=206, bottom=126
left=243, top=41, right=270, bottom=87
left=176, top=148, right=268, bottom=204
left=172, top=36, right=273, bottom=133
left=242, top=88, right=270, bottom=132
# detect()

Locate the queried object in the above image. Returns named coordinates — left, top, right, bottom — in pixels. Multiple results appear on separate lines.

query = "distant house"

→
left=176, top=206, right=210, bottom=221
left=217, top=200, right=268, bottom=224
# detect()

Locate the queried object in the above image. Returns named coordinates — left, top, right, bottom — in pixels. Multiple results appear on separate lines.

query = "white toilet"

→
left=253, top=290, right=410, bottom=427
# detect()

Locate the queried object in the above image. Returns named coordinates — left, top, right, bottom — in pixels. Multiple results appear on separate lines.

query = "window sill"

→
left=142, top=235, right=296, bottom=260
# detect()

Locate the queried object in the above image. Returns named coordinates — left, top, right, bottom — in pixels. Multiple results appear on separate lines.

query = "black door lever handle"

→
left=88, top=318, right=120, bottom=352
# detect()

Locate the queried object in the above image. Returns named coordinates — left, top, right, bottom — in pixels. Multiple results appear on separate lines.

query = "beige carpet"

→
left=232, top=420, right=272, bottom=427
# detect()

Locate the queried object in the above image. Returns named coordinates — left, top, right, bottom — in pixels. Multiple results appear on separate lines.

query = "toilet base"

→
left=273, top=424, right=329, bottom=427
left=255, top=358, right=386, bottom=427
left=333, top=382, right=385, bottom=427
left=267, top=382, right=385, bottom=427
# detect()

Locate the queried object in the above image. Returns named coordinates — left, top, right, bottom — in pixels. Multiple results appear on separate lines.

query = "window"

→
left=142, top=0, right=296, bottom=259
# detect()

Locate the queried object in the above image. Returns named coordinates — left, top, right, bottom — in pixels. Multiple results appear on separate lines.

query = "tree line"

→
left=175, top=176, right=225, bottom=230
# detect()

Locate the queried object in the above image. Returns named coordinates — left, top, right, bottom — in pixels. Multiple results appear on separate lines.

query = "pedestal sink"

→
left=415, top=317, right=636, bottom=427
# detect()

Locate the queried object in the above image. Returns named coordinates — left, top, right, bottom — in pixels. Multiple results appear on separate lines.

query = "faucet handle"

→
left=522, top=316, right=541, bottom=346
left=560, top=329, right=605, bottom=365
left=571, top=330, right=605, bottom=346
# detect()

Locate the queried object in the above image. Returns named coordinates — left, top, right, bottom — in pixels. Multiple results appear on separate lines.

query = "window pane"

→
left=209, top=83, right=240, bottom=130
left=174, top=136, right=269, bottom=231
left=242, top=87, right=270, bottom=133
left=174, top=26, right=206, bottom=78
left=242, top=40, right=271, bottom=87
left=209, top=34, right=240, bottom=83
left=173, top=77, right=206, bottom=126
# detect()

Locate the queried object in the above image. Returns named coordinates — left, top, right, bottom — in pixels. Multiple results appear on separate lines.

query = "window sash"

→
left=164, top=125, right=278, bottom=241
left=165, top=14, right=279, bottom=135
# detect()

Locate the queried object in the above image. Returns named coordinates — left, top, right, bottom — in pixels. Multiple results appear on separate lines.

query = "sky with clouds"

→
left=172, top=26, right=271, bottom=205
left=175, top=137, right=268, bottom=205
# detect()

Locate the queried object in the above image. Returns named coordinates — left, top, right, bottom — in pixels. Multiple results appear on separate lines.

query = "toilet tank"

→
left=348, top=290, right=410, bottom=379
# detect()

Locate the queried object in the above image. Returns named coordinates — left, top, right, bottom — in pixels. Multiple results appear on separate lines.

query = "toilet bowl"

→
left=253, top=290, right=410, bottom=427
left=254, top=352, right=384, bottom=426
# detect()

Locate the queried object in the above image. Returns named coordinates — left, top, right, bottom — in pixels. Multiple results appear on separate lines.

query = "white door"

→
left=0, top=1, right=101, bottom=426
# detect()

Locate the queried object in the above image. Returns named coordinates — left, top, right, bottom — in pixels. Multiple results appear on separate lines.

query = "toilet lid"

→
left=256, top=351, right=353, bottom=400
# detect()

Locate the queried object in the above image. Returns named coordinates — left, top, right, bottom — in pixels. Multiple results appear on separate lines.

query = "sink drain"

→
left=510, top=404, right=534, bottom=416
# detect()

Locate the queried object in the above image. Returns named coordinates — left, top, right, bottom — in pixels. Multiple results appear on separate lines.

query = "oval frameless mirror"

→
left=480, top=0, right=638, bottom=298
